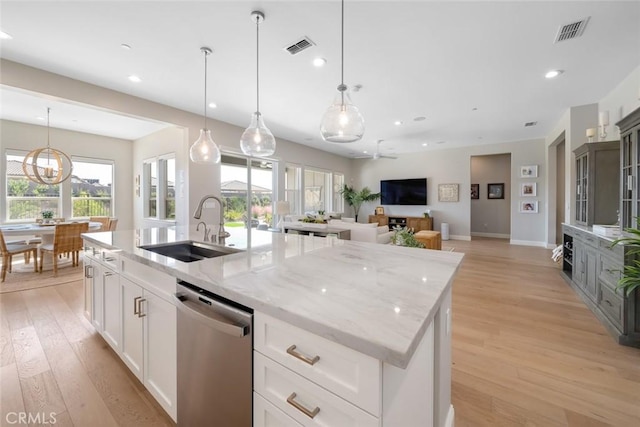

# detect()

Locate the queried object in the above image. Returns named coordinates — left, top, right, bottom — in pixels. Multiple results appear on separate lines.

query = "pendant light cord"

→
left=203, top=50, right=208, bottom=129
left=340, top=0, right=345, bottom=106
left=46, top=107, right=51, bottom=164
left=256, top=16, right=260, bottom=114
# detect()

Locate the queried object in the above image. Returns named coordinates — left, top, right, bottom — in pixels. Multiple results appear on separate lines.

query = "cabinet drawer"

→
left=98, top=249, right=120, bottom=272
left=599, top=238, right=623, bottom=257
left=577, top=231, right=598, bottom=248
left=254, top=312, right=381, bottom=416
left=599, top=256, right=623, bottom=288
left=254, top=352, right=379, bottom=427
left=599, top=284, right=624, bottom=330
left=255, top=392, right=303, bottom=427
left=120, top=256, right=175, bottom=301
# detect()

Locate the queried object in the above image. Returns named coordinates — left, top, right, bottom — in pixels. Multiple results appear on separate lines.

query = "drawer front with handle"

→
left=254, top=312, right=381, bottom=416
left=599, top=284, right=624, bottom=330
left=254, top=392, right=303, bottom=427
left=599, top=255, right=623, bottom=289
left=100, top=249, right=120, bottom=271
left=254, top=352, right=379, bottom=427
left=598, top=238, right=623, bottom=258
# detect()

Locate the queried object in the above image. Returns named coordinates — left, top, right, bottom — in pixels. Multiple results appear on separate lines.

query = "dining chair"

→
left=0, top=231, right=39, bottom=282
left=90, top=216, right=111, bottom=231
left=107, top=218, right=118, bottom=231
left=39, top=222, right=88, bottom=275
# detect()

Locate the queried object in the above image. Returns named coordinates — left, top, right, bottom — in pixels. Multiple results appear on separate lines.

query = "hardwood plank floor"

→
left=0, top=238, right=638, bottom=426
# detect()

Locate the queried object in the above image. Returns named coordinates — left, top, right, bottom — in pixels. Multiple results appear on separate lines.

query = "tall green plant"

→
left=339, top=184, right=381, bottom=222
left=611, top=223, right=640, bottom=296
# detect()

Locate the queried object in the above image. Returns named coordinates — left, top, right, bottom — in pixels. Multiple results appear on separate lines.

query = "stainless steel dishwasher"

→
left=175, top=280, right=253, bottom=426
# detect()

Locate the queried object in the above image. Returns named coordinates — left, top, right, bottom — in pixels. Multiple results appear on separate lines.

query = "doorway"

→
left=470, top=153, right=512, bottom=239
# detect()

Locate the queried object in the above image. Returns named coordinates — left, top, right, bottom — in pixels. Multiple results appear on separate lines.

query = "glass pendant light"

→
left=189, top=47, right=221, bottom=164
left=240, top=11, right=276, bottom=157
left=320, top=0, right=364, bottom=143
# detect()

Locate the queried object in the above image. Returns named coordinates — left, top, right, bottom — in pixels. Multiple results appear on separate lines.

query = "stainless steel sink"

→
left=139, top=240, right=243, bottom=263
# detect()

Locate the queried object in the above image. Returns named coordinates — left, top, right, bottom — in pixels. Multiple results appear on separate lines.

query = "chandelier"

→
left=22, top=108, right=73, bottom=185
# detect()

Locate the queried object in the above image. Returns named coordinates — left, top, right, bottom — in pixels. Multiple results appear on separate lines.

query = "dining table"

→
left=0, top=221, right=102, bottom=271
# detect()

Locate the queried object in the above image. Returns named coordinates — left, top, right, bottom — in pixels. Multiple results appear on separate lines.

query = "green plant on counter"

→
left=41, top=210, right=54, bottom=219
left=300, top=213, right=327, bottom=224
left=611, top=220, right=640, bottom=296
left=391, top=226, right=425, bottom=248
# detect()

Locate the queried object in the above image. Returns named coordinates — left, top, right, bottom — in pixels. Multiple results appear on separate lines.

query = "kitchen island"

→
left=82, top=226, right=464, bottom=426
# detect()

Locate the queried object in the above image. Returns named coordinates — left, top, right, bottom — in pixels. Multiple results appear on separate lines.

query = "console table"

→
left=283, top=224, right=351, bottom=240
left=368, top=215, right=433, bottom=232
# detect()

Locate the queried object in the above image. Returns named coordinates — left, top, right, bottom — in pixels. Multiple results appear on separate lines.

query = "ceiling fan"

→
left=355, top=140, right=397, bottom=160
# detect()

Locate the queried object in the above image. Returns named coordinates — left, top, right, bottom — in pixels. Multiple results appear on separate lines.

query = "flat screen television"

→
left=380, top=178, right=427, bottom=205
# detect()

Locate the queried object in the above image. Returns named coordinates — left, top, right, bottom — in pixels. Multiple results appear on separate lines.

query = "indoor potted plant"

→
left=41, top=210, right=54, bottom=224
left=611, top=223, right=640, bottom=296
left=339, top=184, right=381, bottom=222
left=391, top=226, right=425, bottom=248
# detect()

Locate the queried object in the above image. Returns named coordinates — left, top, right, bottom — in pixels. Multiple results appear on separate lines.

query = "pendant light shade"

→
left=320, top=0, right=364, bottom=143
left=240, top=11, right=276, bottom=157
left=189, top=47, right=221, bottom=164
left=22, top=108, right=73, bottom=185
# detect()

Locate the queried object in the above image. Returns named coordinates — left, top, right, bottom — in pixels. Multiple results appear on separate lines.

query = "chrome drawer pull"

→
left=286, top=345, right=320, bottom=366
left=286, top=392, right=320, bottom=419
left=138, top=298, right=147, bottom=318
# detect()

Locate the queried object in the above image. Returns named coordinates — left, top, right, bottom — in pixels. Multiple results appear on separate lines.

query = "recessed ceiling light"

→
left=414, top=116, right=426, bottom=122
left=545, top=69, right=564, bottom=79
left=422, top=143, right=428, bottom=147
left=0, top=31, right=13, bottom=40
left=121, top=43, right=131, bottom=50
left=312, top=57, right=326, bottom=67
left=394, top=120, right=403, bottom=126
left=363, top=150, right=368, bottom=154
left=128, top=75, right=141, bottom=83
left=36, top=116, right=45, bottom=121
left=208, top=102, right=217, bottom=109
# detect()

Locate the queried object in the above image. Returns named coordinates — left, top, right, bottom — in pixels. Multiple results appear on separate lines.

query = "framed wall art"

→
left=487, top=183, right=504, bottom=199
left=438, top=183, right=459, bottom=202
left=520, top=182, right=537, bottom=197
left=520, top=165, right=538, bottom=178
left=519, top=200, right=539, bottom=213
left=470, top=183, right=479, bottom=200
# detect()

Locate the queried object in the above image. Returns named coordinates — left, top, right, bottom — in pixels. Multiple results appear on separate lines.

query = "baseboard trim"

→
left=470, top=232, right=510, bottom=239
left=448, top=235, right=471, bottom=241
left=510, top=239, right=548, bottom=248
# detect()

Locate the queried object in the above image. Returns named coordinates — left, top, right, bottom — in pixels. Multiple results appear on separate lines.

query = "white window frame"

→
left=143, top=153, right=176, bottom=221
left=71, top=155, right=115, bottom=219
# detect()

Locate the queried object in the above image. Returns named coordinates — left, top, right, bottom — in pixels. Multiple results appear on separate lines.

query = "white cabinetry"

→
left=254, top=305, right=450, bottom=427
left=120, top=259, right=177, bottom=421
left=82, top=239, right=177, bottom=422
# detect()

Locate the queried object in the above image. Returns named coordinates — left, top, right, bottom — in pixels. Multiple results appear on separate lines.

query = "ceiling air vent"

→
left=284, top=37, right=315, bottom=55
left=524, top=122, right=538, bottom=127
left=554, top=17, right=590, bottom=43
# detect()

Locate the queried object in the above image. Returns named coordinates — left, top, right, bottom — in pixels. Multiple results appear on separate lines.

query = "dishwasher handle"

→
left=174, top=294, right=250, bottom=337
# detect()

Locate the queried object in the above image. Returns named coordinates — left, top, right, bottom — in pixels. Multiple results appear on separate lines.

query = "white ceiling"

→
left=1, top=1, right=639, bottom=158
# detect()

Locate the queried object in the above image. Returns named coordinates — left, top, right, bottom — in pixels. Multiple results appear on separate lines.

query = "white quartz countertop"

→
left=83, top=226, right=464, bottom=368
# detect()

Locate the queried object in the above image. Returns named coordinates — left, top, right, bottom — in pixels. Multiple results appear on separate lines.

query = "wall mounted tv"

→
left=380, top=178, right=427, bottom=205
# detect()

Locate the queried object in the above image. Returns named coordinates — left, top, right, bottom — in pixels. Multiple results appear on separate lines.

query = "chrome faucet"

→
left=193, top=195, right=230, bottom=244
left=196, top=221, right=210, bottom=242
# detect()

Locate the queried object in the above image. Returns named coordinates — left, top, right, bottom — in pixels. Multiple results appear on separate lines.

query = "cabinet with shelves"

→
left=573, top=141, right=620, bottom=226
left=368, top=215, right=433, bottom=232
left=618, top=106, right=640, bottom=229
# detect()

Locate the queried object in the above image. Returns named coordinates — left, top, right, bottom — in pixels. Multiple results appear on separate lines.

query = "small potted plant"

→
left=391, top=226, right=425, bottom=248
left=41, top=210, right=54, bottom=224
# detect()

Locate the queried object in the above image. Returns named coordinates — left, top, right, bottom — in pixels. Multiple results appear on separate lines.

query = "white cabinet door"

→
left=120, top=276, right=144, bottom=381
left=102, top=266, right=121, bottom=351
left=91, top=261, right=104, bottom=332
left=143, top=290, right=177, bottom=421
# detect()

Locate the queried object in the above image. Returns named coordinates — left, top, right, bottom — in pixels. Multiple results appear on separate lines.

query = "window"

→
left=333, top=173, right=344, bottom=213
left=304, top=168, right=330, bottom=213
left=144, top=154, right=175, bottom=220
left=5, top=151, right=61, bottom=220
left=71, top=157, right=114, bottom=217
left=285, top=164, right=301, bottom=215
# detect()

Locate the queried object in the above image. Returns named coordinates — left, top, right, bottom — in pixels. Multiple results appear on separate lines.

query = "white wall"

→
left=0, top=59, right=353, bottom=228
left=353, top=138, right=546, bottom=244
left=600, top=65, right=640, bottom=137
left=0, top=119, right=134, bottom=229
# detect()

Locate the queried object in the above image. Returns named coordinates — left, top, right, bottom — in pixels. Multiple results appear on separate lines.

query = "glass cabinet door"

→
left=575, top=155, right=588, bottom=224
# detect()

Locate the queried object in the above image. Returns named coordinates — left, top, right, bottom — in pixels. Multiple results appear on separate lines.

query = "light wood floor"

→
left=0, top=238, right=639, bottom=426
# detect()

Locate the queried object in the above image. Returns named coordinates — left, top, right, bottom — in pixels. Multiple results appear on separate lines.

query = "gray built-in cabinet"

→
left=573, top=141, right=620, bottom=226
left=560, top=106, right=640, bottom=348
